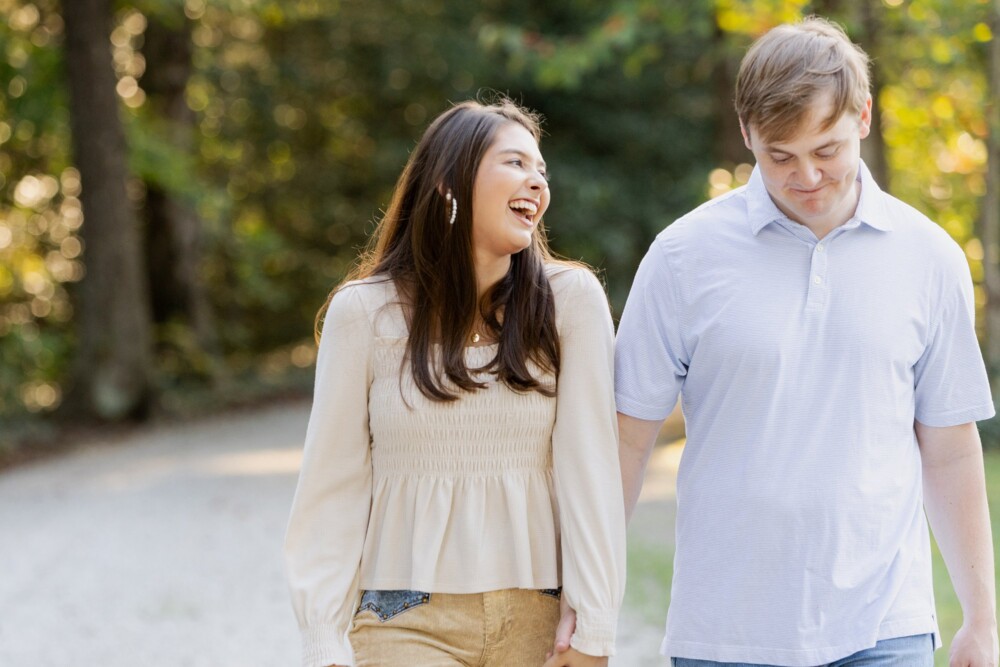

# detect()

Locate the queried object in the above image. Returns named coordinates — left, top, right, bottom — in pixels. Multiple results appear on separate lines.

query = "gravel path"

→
left=0, top=402, right=678, bottom=666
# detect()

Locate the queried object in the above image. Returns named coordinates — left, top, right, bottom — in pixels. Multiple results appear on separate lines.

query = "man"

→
left=615, top=17, right=999, bottom=667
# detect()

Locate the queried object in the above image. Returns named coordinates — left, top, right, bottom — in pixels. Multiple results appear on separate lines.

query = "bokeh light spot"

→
left=291, top=344, right=316, bottom=368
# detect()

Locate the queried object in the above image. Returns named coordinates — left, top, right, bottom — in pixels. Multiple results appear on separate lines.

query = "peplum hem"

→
left=358, top=468, right=562, bottom=593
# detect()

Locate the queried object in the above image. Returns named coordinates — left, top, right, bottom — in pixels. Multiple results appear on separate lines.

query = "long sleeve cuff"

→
left=570, top=608, right=619, bottom=657
left=302, top=624, right=352, bottom=667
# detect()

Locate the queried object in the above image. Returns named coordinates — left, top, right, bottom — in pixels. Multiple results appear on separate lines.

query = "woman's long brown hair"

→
left=316, top=98, right=562, bottom=401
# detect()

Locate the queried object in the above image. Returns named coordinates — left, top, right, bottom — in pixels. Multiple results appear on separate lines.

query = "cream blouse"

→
left=283, top=265, right=626, bottom=667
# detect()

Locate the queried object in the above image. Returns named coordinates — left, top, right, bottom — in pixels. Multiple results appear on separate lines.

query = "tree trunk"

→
left=61, top=0, right=153, bottom=420
left=858, top=1, right=890, bottom=188
left=981, top=0, right=1000, bottom=375
left=141, top=13, right=217, bottom=358
left=811, top=0, right=843, bottom=17
left=711, top=23, right=748, bottom=167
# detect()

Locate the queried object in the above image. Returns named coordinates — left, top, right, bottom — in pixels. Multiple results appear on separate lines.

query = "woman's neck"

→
left=474, top=255, right=511, bottom=298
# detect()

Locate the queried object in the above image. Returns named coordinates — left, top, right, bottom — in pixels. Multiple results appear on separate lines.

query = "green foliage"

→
left=876, top=1, right=990, bottom=241
left=625, top=539, right=674, bottom=625
left=476, top=0, right=720, bottom=305
left=0, top=0, right=76, bottom=416
left=0, top=0, right=997, bottom=423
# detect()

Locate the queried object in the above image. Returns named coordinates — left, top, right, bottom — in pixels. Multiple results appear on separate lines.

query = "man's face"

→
left=742, top=94, right=872, bottom=236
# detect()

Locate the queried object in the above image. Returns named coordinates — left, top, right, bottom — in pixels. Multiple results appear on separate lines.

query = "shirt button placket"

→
left=807, top=241, right=828, bottom=309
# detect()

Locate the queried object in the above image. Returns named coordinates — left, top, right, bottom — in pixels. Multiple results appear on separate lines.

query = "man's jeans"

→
left=671, top=633, right=934, bottom=667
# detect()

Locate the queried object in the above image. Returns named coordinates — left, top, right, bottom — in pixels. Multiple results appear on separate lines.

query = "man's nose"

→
left=798, top=161, right=822, bottom=187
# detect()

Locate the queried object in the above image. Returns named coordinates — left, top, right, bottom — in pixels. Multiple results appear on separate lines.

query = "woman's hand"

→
left=542, top=597, right=608, bottom=666
left=542, top=647, right=608, bottom=667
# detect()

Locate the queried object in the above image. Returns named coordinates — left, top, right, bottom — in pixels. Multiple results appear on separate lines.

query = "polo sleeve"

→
left=615, top=239, right=689, bottom=420
left=913, top=246, right=994, bottom=427
left=550, top=268, right=626, bottom=657
left=283, top=284, right=374, bottom=667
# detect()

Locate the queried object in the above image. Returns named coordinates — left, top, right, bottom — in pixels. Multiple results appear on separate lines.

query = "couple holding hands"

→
left=284, top=18, right=998, bottom=667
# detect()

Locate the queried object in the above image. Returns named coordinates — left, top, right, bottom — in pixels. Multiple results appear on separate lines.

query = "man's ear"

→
left=739, top=120, right=753, bottom=151
left=858, top=95, right=873, bottom=140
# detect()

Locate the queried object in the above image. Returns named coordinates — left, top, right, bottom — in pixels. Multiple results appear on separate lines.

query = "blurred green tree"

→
left=139, top=4, right=218, bottom=369
left=475, top=0, right=721, bottom=306
left=981, top=0, right=1000, bottom=395
left=0, top=0, right=996, bottom=435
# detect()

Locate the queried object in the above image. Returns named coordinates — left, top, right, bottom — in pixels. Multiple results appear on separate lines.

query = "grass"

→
left=624, top=540, right=674, bottom=625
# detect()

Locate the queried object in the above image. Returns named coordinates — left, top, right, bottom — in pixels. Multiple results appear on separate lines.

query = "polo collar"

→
left=747, top=159, right=893, bottom=236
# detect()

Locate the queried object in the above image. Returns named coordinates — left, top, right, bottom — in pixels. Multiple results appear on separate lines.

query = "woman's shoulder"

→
left=324, top=274, right=398, bottom=328
left=335, top=274, right=397, bottom=305
left=544, top=262, right=612, bottom=335
left=545, top=261, right=606, bottom=300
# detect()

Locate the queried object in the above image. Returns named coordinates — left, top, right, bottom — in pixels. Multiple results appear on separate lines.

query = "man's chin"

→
left=793, top=201, right=832, bottom=219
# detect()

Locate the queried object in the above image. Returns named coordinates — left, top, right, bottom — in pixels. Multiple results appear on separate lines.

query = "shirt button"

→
left=816, top=244, right=824, bottom=252
left=813, top=276, right=822, bottom=285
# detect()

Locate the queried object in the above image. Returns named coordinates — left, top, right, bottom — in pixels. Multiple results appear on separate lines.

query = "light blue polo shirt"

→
left=615, top=161, right=995, bottom=666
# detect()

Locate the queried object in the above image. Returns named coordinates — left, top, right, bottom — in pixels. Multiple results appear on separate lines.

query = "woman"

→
left=283, top=98, right=625, bottom=667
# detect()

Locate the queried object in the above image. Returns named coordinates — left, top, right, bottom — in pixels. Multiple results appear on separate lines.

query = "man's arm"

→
left=547, top=412, right=664, bottom=659
left=916, top=420, right=999, bottom=667
left=619, top=412, right=666, bottom=522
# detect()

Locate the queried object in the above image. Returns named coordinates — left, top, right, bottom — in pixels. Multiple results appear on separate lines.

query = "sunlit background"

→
left=0, top=3, right=997, bottom=665
left=0, top=0, right=996, bottom=432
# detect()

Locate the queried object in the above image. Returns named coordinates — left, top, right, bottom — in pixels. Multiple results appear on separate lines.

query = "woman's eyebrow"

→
left=497, top=148, right=546, bottom=169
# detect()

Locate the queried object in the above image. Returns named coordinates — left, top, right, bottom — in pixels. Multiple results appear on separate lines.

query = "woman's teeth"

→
left=509, top=200, right=538, bottom=221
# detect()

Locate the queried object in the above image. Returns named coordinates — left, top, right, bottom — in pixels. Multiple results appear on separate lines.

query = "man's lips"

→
left=790, top=183, right=827, bottom=195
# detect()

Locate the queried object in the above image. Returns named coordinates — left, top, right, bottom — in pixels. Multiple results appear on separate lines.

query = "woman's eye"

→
left=539, top=171, right=550, bottom=182
left=509, top=159, right=524, bottom=167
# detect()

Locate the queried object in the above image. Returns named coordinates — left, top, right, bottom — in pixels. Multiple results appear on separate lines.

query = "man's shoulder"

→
left=877, top=191, right=965, bottom=266
left=876, top=190, right=944, bottom=237
left=654, top=185, right=750, bottom=251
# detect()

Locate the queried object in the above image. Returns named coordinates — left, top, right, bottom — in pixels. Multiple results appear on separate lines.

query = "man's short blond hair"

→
left=735, top=16, right=870, bottom=144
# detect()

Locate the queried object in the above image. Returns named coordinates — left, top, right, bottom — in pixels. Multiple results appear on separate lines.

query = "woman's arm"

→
left=548, top=268, right=627, bottom=661
left=284, top=285, right=375, bottom=667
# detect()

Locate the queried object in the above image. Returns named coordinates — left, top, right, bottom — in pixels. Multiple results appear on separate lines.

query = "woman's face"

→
left=470, top=122, right=550, bottom=269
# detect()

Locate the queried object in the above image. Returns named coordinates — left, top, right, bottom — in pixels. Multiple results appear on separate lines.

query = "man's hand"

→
left=918, top=421, right=998, bottom=667
left=552, top=595, right=576, bottom=653
left=948, top=620, right=999, bottom=667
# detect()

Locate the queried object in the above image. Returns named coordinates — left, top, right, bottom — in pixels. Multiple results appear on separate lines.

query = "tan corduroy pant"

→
left=349, top=588, right=562, bottom=666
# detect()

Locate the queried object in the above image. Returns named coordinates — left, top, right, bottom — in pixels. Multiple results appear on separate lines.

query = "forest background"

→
left=1, top=0, right=999, bottom=449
